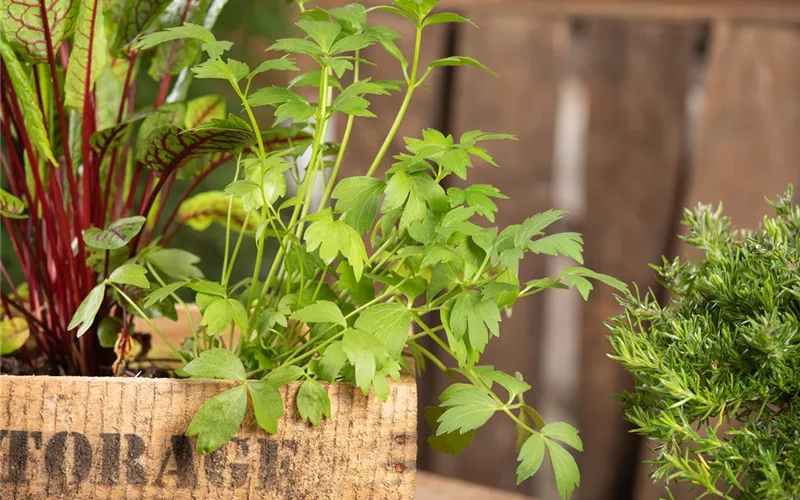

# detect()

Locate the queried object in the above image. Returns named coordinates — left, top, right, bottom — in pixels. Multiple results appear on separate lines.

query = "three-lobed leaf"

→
left=186, top=385, right=247, bottom=454
left=68, top=284, right=106, bottom=338
left=292, top=301, right=347, bottom=327
left=108, top=264, right=150, bottom=289
left=296, top=378, right=331, bottom=426
left=248, top=381, right=284, bottom=434
left=183, top=349, right=246, bottom=381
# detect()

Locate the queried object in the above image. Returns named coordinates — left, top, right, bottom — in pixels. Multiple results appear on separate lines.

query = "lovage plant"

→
left=609, top=187, right=800, bottom=498
left=2, top=0, right=625, bottom=496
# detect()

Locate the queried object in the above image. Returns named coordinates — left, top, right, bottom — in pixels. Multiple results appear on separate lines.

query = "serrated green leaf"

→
left=147, top=249, right=203, bottom=280
left=249, top=58, right=299, bottom=79
left=135, top=21, right=215, bottom=50
left=0, top=40, right=56, bottom=165
left=450, top=291, right=500, bottom=353
left=228, top=298, right=248, bottom=335
left=472, top=366, right=531, bottom=399
left=354, top=303, right=411, bottom=359
left=437, top=384, right=499, bottom=435
left=429, top=56, right=496, bottom=76
left=423, top=12, right=471, bottom=27
left=330, top=34, right=373, bottom=54
left=263, top=365, right=304, bottom=386
left=83, top=216, right=146, bottom=250
left=186, top=279, right=226, bottom=297
left=332, top=177, right=385, bottom=234
left=186, top=385, right=246, bottom=454
left=296, top=378, right=331, bottom=426
left=420, top=244, right=462, bottom=269
left=559, top=266, right=627, bottom=300
left=183, top=348, right=246, bottom=381
left=68, top=283, right=106, bottom=338
left=516, top=432, right=546, bottom=484
left=248, top=381, right=283, bottom=434
left=305, top=211, right=369, bottom=281
left=317, top=342, right=347, bottom=382
left=546, top=439, right=580, bottom=499
left=515, top=209, right=567, bottom=248
left=296, top=19, right=340, bottom=53
left=528, top=233, right=584, bottom=264
left=342, top=328, right=388, bottom=394
left=143, top=281, right=187, bottom=308
left=109, top=263, right=150, bottom=289
left=336, top=261, right=375, bottom=306
left=541, top=422, right=583, bottom=451
left=201, top=298, right=234, bottom=335
left=111, top=0, right=171, bottom=54
left=425, top=406, right=475, bottom=455
left=293, top=300, right=347, bottom=327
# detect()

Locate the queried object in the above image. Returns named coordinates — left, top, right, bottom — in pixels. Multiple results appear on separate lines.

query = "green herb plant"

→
left=62, top=0, right=623, bottom=495
left=609, top=187, right=800, bottom=499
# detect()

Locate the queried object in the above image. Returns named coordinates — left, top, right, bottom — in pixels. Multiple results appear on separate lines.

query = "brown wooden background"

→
left=325, top=0, right=800, bottom=498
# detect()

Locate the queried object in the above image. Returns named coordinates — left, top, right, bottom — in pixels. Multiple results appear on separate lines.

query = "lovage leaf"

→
left=108, top=263, right=150, bottom=289
left=429, top=56, right=497, bottom=77
left=135, top=21, right=215, bottom=49
left=342, top=328, right=389, bottom=394
left=546, top=439, right=581, bottom=499
left=317, top=342, right=347, bottom=382
left=382, top=172, right=448, bottom=230
left=142, top=281, right=187, bottom=308
left=296, top=378, right=331, bottom=426
left=82, top=216, right=146, bottom=250
left=138, top=117, right=255, bottom=174
left=436, top=384, right=499, bottom=435
left=514, top=209, right=567, bottom=248
left=296, top=19, right=340, bottom=53
left=354, top=303, right=411, bottom=359
left=65, top=0, right=108, bottom=110
left=263, top=365, right=304, bottom=387
left=248, top=381, right=284, bottom=434
left=516, top=432, right=546, bottom=484
left=200, top=297, right=234, bottom=335
left=0, top=39, right=57, bottom=165
left=0, top=0, right=78, bottom=62
left=68, top=283, right=106, bottom=338
left=186, top=385, right=247, bottom=454
left=146, top=248, right=203, bottom=280
left=182, top=348, right=246, bottom=381
left=541, top=422, right=583, bottom=452
left=0, top=188, right=27, bottom=219
left=449, top=291, right=500, bottom=353
left=292, top=301, right=347, bottom=328
left=424, top=406, right=475, bottom=456
left=331, top=176, right=386, bottom=234
left=304, top=211, right=369, bottom=281
left=0, top=317, right=29, bottom=355
left=559, top=266, right=628, bottom=300
left=528, top=233, right=584, bottom=264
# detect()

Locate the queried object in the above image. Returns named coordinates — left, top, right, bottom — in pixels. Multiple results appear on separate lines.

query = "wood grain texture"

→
left=682, top=21, right=800, bottom=234
left=577, top=20, right=697, bottom=500
left=422, top=9, right=566, bottom=493
left=0, top=375, right=416, bottom=499
left=345, top=0, right=800, bottom=22
left=416, top=471, right=533, bottom=500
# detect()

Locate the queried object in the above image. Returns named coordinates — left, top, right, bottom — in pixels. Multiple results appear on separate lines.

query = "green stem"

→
left=147, top=264, right=198, bottom=357
left=109, top=282, right=187, bottom=363
left=223, top=211, right=252, bottom=287
left=221, top=157, right=243, bottom=288
left=365, top=26, right=422, bottom=177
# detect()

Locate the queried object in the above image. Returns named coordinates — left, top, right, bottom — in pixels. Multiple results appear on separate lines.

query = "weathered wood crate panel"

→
left=0, top=375, right=416, bottom=499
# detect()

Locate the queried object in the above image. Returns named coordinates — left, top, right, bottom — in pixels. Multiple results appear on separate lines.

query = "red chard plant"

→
left=1, top=0, right=627, bottom=496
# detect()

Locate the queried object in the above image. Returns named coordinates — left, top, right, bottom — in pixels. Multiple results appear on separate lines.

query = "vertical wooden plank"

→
left=427, top=10, right=566, bottom=492
left=338, top=13, right=450, bottom=179
left=578, top=20, right=697, bottom=500
left=683, top=21, right=800, bottom=231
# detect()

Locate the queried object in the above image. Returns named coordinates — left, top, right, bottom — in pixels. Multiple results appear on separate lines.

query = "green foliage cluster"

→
left=608, top=187, right=800, bottom=499
left=1, top=0, right=626, bottom=495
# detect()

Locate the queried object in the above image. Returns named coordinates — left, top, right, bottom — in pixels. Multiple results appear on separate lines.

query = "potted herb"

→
left=1, top=0, right=625, bottom=497
left=608, top=187, right=800, bottom=499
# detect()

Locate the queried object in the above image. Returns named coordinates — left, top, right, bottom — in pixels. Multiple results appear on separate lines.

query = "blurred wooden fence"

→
left=327, top=0, right=800, bottom=498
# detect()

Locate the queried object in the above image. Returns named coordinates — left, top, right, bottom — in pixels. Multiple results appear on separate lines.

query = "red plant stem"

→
left=101, top=53, right=139, bottom=223
left=0, top=263, right=18, bottom=297
left=123, top=163, right=144, bottom=215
